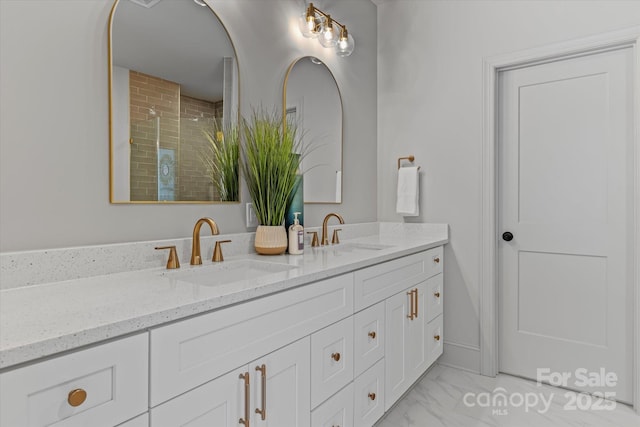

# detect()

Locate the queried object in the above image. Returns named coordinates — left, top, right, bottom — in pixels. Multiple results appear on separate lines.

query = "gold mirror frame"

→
left=283, top=57, right=343, bottom=204
left=108, top=0, right=240, bottom=204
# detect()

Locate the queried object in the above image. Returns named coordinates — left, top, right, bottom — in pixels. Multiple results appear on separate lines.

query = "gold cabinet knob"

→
left=368, top=392, right=376, bottom=401
left=331, top=352, right=341, bottom=362
left=434, top=334, right=441, bottom=341
left=434, top=291, right=441, bottom=298
left=67, top=388, right=87, bottom=407
left=368, top=331, right=377, bottom=339
left=433, top=257, right=440, bottom=264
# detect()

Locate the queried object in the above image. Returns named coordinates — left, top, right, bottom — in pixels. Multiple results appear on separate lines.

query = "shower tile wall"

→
left=179, top=95, right=219, bottom=201
left=128, top=71, right=220, bottom=201
left=129, top=71, right=179, bottom=201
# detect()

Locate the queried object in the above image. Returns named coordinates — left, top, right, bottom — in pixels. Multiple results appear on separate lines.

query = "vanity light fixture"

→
left=298, top=2, right=355, bottom=57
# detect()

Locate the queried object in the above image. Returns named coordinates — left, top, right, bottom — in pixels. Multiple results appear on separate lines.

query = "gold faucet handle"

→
left=307, top=231, right=319, bottom=247
left=213, top=240, right=232, bottom=262
left=331, top=228, right=342, bottom=244
left=155, top=246, right=180, bottom=269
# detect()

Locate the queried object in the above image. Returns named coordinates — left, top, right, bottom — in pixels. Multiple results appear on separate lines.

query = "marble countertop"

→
left=0, top=224, right=447, bottom=370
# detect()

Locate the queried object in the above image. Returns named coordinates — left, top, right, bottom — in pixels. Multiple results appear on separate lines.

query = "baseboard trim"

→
left=439, top=341, right=481, bottom=374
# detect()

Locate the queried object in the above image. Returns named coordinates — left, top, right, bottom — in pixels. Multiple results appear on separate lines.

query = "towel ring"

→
left=398, top=155, right=420, bottom=170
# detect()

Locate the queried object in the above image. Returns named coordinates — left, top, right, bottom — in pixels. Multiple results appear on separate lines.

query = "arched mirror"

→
left=284, top=57, right=342, bottom=204
left=109, top=0, right=239, bottom=203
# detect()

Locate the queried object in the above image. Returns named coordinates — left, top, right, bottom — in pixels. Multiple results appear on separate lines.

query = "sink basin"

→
left=159, top=260, right=296, bottom=287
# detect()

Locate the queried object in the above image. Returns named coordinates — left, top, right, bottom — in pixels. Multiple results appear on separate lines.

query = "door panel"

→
left=498, top=47, right=633, bottom=403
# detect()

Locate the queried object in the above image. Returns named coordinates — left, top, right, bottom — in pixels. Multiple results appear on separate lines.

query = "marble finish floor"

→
left=376, top=364, right=640, bottom=427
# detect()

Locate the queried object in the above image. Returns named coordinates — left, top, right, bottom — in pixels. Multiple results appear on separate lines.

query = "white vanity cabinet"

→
left=0, top=241, right=445, bottom=427
left=0, top=333, right=148, bottom=427
left=151, top=337, right=310, bottom=427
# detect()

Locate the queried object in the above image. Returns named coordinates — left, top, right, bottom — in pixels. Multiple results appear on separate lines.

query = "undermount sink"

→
left=158, top=260, right=296, bottom=287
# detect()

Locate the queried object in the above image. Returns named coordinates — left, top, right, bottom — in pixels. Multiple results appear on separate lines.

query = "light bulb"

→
left=319, top=17, right=339, bottom=48
left=299, top=11, right=325, bottom=38
left=336, top=32, right=355, bottom=57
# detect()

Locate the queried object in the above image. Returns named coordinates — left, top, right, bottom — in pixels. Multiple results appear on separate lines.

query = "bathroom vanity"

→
left=0, top=223, right=447, bottom=427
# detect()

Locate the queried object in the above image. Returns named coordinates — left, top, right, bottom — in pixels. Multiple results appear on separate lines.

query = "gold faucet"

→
left=191, top=217, right=219, bottom=265
left=321, top=213, right=344, bottom=245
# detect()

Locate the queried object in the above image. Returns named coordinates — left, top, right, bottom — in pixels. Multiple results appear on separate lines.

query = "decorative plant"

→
left=201, top=122, right=239, bottom=202
left=241, top=108, right=304, bottom=226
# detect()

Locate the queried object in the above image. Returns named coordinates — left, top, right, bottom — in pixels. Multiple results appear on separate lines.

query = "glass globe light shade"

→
left=318, top=22, right=339, bottom=48
left=299, top=12, right=325, bottom=39
left=336, top=33, right=355, bottom=57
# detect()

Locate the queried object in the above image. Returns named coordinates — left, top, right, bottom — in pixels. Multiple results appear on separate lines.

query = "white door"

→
left=498, top=47, right=633, bottom=403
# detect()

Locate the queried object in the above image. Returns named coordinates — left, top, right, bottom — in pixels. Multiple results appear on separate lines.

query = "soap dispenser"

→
left=288, top=212, right=304, bottom=255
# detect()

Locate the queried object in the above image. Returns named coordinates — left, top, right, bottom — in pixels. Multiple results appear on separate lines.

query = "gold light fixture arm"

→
left=306, top=3, right=349, bottom=39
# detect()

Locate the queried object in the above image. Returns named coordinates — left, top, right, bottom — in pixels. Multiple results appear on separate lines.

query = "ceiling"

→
left=111, top=0, right=235, bottom=102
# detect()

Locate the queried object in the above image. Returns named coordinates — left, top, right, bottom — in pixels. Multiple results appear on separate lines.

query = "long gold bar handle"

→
left=255, top=364, right=267, bottom=420
left=239, top=372, right=250, bottom=427
left=414, top=289, right=419, bottom=319
left=406, top=290, right=415, bottom=320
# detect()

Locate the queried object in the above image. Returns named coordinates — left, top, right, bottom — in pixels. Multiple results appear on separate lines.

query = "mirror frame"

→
left=283, top=57, right=343, bottom=204
left=108, top=0, right=241, bottom=204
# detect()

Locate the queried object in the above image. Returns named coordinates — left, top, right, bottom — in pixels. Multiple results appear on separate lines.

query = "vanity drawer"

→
left=353, top=301, right=384, bottom=377
left=151, top=273, right=354, bottom=406
left=353, top=358, right=385, bottom=427
left=0, top=333, right=148, bottom=427
left=426, top=273, right=443, bottom=322
left=311, top=316, right=354, bottom=409
left=427, top=314, right=444, bottom=366
left=311, top=383, right=354, bottom=427
left=354, top=247, right=442, bottom=311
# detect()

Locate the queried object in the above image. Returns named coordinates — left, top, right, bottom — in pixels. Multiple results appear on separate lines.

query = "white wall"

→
left=0, top=0, right=377, bottom=252
left=376, top=0, right=640, bottom=372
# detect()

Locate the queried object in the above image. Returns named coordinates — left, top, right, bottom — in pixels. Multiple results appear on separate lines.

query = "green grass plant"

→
left=201, top=123, right=239, bottom=202
left=241, top=108, right=304, bottom=226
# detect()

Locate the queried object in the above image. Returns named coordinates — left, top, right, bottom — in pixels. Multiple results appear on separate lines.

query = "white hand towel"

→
left=396, top=167, right=420, bottom=216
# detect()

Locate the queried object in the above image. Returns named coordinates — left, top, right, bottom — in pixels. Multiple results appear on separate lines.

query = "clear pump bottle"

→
left=288, top=212, right=304, bottom=255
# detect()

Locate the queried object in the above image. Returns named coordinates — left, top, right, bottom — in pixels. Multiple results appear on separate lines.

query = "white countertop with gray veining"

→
left=0, top=223, right=447, bottom=370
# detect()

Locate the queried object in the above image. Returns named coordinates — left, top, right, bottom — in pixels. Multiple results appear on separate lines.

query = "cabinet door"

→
left=150, top=366, right=246, bottom=427
left=253, top=337, right=311, bottom=427
left=384, top=288, right=410, bottom=410
left=384, top=282, right=429, bottom=410
left=406, top=281, right=429, bottom=385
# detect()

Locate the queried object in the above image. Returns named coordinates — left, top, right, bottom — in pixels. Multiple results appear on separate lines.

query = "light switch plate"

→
left=246, top=203, right=259, bottom=228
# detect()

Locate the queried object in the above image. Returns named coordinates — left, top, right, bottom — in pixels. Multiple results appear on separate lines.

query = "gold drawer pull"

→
left=434, top=291, right=441, bottom=298
left=368, top=392, right=376, bottom=401
left=368, top=331, right=377, bottom=339
left=239, top=372, right=250, bottom=426
left=433, top=257, right=440, bottom=264
left=434, top=334, right=441, bottom=341
left=67, top=388, right=87, bottom=407
left=255, top=364, right=267, bottom=420
left=407, top=288, right=418, bottom=320
left=331, top=352, right=341, bottom=362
